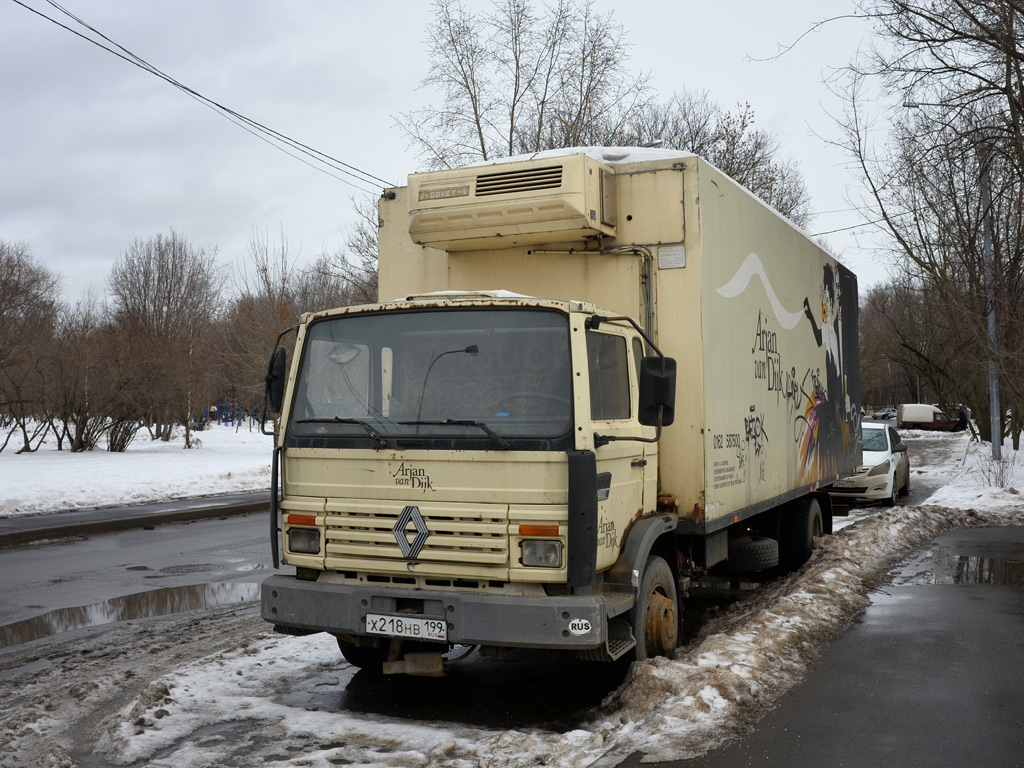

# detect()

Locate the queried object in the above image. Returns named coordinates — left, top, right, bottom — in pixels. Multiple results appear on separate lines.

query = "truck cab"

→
left=262, top=292, right=678, bottom=673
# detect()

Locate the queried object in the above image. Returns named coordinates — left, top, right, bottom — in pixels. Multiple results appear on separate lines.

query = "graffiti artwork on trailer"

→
left=715, top=252, right=860, bottom=489
left=796, top=264, right=855, bottom=483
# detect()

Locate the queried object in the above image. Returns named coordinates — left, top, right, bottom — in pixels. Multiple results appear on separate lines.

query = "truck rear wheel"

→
left=630, top=555, right=679, bottom=661
left=781, top=499, right=822, bottom=571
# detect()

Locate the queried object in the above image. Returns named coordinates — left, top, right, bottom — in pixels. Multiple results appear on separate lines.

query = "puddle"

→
left=888, top=528, right=1024, bottom=588
left=950, top=556, right=1024, bottom=586
left=0, top=582, right=260, bottom=648
left=159, top=563, right=222, bottom=575
left=892, top=551, right=1024, bottom=587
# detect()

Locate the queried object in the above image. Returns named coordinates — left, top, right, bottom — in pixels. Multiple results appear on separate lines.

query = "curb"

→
left=0, top=497, right=268, bottom=549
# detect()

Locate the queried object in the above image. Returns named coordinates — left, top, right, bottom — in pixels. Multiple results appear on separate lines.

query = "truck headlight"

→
left=520, top=539, right=563, bottom=568
left=288, top=528, right=321, bottom=555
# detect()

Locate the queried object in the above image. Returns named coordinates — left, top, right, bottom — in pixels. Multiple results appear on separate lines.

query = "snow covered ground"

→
left=0, top=423, right=272, bottom=518
left=3, top=423, right=1018, bottom=519
left=1, top=425, right=1022, bottom=767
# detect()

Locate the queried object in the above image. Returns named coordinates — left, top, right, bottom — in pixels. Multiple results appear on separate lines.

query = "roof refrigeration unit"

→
left=407, top=153, right=617, bottom=252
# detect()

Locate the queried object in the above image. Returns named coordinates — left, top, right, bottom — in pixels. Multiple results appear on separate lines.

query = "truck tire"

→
left=781, top=499, right=822, bottom=571
left=725, top=535, right=779, bottom=573
left=630, top=555, right=679, bottom=661
left=337, top=637, right=389, bottom=673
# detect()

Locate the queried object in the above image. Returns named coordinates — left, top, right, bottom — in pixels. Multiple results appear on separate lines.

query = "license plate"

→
left=833, top=480, right=856, bottom=488
left=365, top=613, right=447, bottom=642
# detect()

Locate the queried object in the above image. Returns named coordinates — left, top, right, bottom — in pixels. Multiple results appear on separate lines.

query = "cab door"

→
left=585, top=326, right=656, bottom=571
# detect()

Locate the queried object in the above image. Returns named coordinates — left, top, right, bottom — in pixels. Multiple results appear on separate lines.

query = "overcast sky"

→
left=1, top=0, right=888, bottom=305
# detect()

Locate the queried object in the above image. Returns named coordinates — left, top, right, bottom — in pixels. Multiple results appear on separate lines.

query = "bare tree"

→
left=107, top=231, right=222, bottom=448
left=398, top=0, right=810, bottom=228
left=317, top=195, right=380, bottom=306
left=830, top=65, right=1024, bottom=446
left=856, top=0, right=1024, bottom=174
left=399, top=0, right=654, bottom=168
left=44, top=296, right=110, bottom=452
left=828, top=0, right=1024, bottom=447
left=619, top=93, right=812, bottom=225
left=220, top=230, right=311, bottom=407
left=0, top=241, right=59, bottom=374
left=860, top=278, right=988, bottom=419
left=0, top=242, right=60, bottom=453
left=219, top=225, right=376, bottom=412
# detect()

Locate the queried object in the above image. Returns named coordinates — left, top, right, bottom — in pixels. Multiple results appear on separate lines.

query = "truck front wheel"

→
left=336, top=637, right=389, bottom=673
left=630, top=555, right=679, bottom=661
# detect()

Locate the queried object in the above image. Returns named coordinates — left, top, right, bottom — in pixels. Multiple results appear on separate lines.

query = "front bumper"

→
left=261, top=574, right=633, bottom=652
left=827, top=475, right=893, bottom=503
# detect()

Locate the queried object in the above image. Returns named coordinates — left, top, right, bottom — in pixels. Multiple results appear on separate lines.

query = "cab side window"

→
left=587, top=331, right=630, bottom=420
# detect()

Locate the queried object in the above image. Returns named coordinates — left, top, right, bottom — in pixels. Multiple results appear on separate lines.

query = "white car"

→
left=828, top=423, right=911, bottom=506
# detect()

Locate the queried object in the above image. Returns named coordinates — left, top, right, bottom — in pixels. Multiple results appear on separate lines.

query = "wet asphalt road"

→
left=0, top=512, right=273, bottom=646
left=617, top=525, right=1024, bottom=767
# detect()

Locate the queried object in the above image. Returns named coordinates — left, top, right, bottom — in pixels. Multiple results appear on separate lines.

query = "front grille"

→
left=475, top=165, right=563, bottom=197
left=324, top=506, right=508, bottom=566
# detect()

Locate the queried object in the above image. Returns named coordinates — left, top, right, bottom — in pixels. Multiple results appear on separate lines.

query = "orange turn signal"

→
left=519, top=524, right=559, bottom=537
left=287, top=513, right=318, bottom=526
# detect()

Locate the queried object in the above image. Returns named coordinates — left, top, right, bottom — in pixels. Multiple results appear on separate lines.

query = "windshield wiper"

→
left=294, top=417, right=387, bottom=449
left=397, top=419, right=512, bottom=450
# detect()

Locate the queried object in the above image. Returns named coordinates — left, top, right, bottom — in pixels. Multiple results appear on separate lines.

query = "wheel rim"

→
left=643, top=588, right=678, bottom=656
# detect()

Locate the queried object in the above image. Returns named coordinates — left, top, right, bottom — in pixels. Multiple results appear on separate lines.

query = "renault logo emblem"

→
left=393, top=505, right=430, bottom=558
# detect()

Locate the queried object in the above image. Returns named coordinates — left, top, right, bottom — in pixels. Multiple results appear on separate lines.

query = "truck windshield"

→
left=287, top=308, right=573, bottom=443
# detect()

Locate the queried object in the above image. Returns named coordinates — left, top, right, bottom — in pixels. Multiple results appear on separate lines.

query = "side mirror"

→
left=265, top=346, right=288, bottom=413
left=639, top=356, right=676, bottom=427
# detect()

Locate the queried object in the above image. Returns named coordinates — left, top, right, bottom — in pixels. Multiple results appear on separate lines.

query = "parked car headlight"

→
left=867, top=460, right=890, bottom=477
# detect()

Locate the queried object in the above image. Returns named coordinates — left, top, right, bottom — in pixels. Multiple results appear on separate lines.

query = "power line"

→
left=13, top=0, right=395, bottom=194
left=812, top=219, right=883, bottom=237
left=811, top=210, right=916, bottom=238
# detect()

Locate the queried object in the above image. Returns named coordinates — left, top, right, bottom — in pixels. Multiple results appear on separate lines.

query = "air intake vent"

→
left=475, top=166, right=563, bottom=197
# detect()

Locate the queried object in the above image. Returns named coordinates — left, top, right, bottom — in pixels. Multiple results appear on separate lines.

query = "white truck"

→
left=261, top=148, right=861, bottom=674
